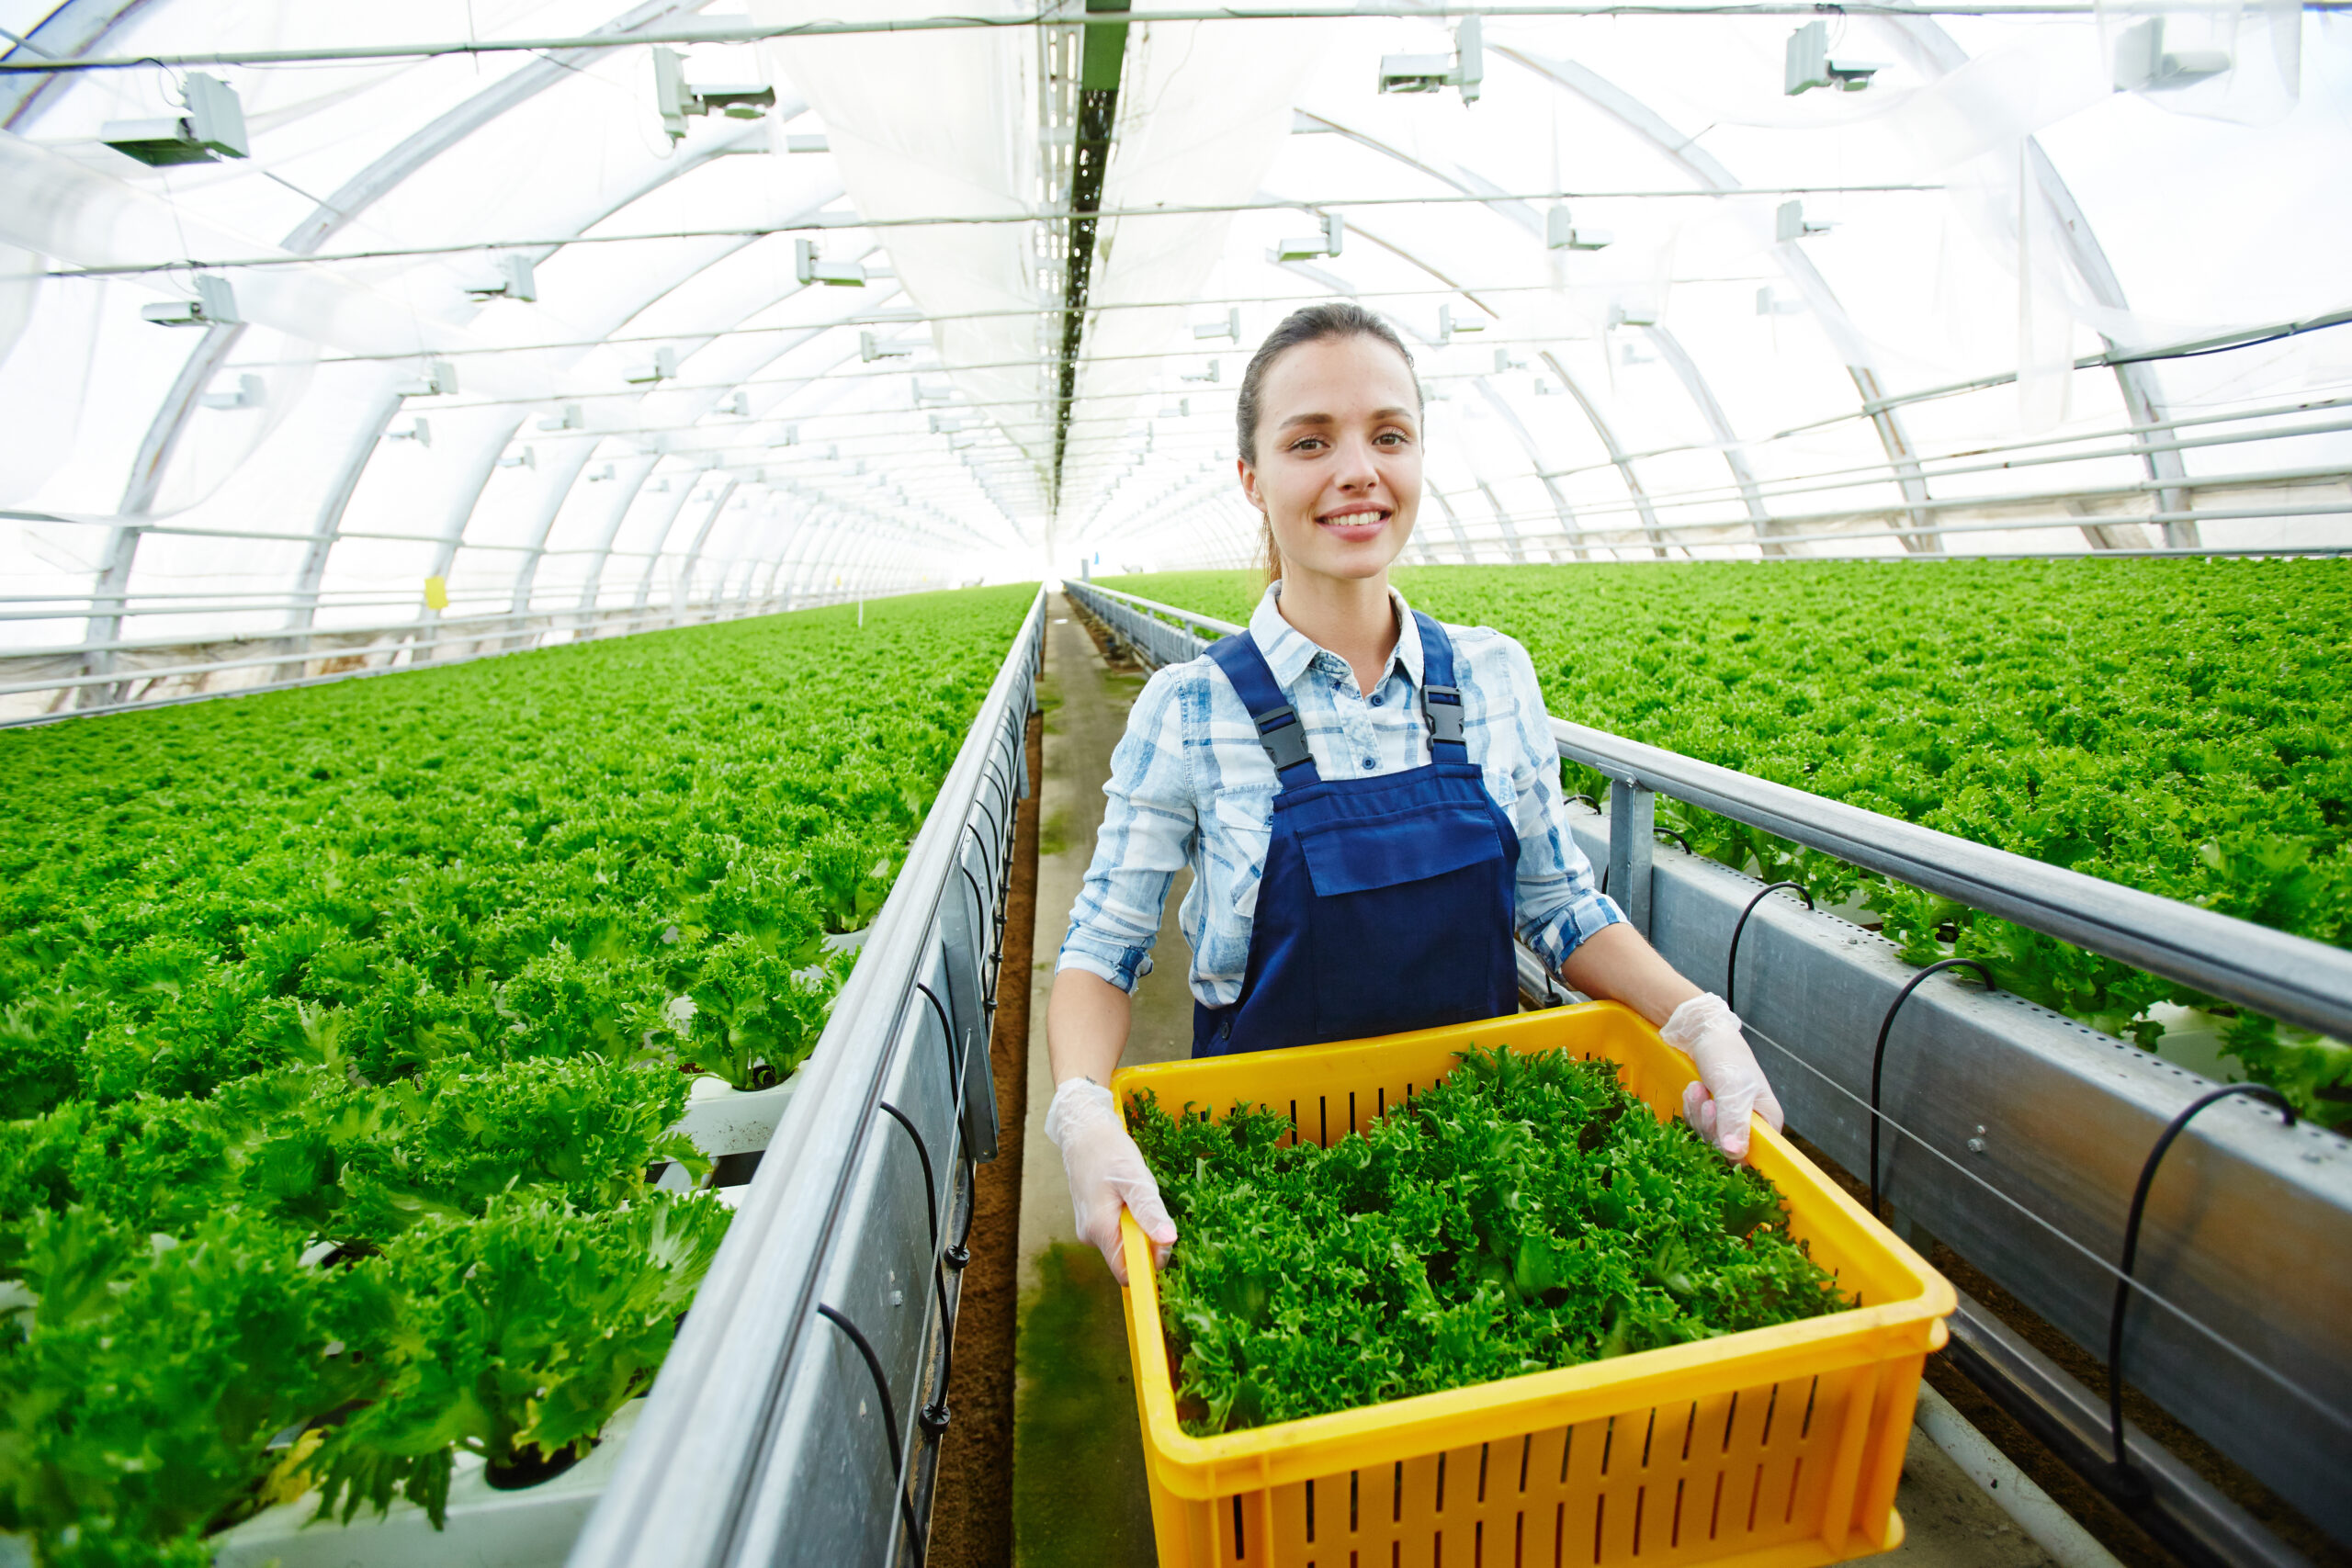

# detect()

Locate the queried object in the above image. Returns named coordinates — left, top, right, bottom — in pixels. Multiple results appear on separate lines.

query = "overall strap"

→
left=1205, top=632, right=1323, bottom=785
left=1413, top=611, right=1469, bottom=764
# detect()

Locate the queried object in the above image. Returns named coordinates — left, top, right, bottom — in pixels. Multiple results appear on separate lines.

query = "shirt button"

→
left=1362, top=757, right=1376, bottom=769
left=1370, top=695, right=1383, bottom=706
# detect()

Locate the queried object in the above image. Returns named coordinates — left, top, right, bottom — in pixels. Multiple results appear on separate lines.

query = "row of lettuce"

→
left=0, top=585, right=1036, bottom=1566
left=1112, top=560, right=2350, bottom=1127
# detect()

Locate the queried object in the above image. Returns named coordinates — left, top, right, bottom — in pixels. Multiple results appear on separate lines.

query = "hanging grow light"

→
left=102, top=73, right=248, bottom=165
left=1378, top=17, right=1483, bottom=103
left=140, top=274, right=240, bottom=328
left=1784, top=21, right=1883, bottom=95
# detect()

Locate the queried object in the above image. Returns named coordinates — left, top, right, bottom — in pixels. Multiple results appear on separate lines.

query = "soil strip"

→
left=926, top=711, right=1043, bottom=1568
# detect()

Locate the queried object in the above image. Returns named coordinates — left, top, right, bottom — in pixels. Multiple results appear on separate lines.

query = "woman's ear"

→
left=1237, top=457, right=1265, bottom=514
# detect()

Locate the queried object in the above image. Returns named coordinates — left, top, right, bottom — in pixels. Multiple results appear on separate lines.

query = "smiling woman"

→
left=1042, top=303, right=1787, bottom=1292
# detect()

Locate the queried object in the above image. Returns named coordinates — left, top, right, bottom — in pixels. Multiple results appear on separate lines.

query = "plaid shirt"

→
left=1057, top=583, right=1623, bottom=1008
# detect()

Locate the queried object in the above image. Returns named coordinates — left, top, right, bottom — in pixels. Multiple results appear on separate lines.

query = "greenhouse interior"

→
left=1, top=0, right=2347, bottom=1564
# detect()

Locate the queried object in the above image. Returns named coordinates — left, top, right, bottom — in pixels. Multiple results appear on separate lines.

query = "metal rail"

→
left=571, top=589, right=1044, bottom=1568
left=0, top=590, right=888, bottom=722
left=1064, top=577, right=2352, bottom=1554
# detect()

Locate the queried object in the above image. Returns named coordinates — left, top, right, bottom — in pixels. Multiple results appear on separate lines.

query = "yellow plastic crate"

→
left=1114, top=1001, right=1955, bottom=1568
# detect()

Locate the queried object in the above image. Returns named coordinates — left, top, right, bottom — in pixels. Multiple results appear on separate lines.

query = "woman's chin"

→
left=1284, top=526, right=1408, bottom=582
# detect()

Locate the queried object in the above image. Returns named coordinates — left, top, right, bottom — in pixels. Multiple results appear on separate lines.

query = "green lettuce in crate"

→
left=1128, top=1047, right=1849, bottom=1436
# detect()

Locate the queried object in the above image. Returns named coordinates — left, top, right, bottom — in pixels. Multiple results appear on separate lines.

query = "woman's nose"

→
left=1331, top=434, right=1382, bottom=488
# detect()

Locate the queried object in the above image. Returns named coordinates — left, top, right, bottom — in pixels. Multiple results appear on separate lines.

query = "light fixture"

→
left=860, top=331, right=912, bottom=363
left=1609, top=303, right=1657, bottom=328
left=1272, top=211, right=1344, bottom=264
left=1181, top=360, right=1221, bottom=384
left=794, top=238, right=866, bottom=288
left=625, top=347, right=679, bottom=385
left=1158, top=398, right=1192, bottom=418
left=653, top=48, right=778, bottom=142
left=777, top=423, right=800, bottom=446
left=140, top=274, right=240, bottom=328
left=785, top=133, right=830, bottom=153
left=719, top=391, right=751, bottom=417
left=1436, top=304, right=1486, bottom=345
left=1192, top=309, right=1241, bottom=343
left=1774, top=200, right=1831, bottom=243
left=1545, top=205, right=1611, bottom=252
left=1784, top=21, right=1882, bottom=95
left=1757, top=287, right=1804, bottom=317
left=1532, top=378, right=1561, bottom=397
left=468, top=254, right=537, bottom=303
left=1493, top=349, right=1527, bottom=373
left=1377, top=16, right=1482, bottom=103
left=102, top=73, right=248, bottom=165
left=588, top=464, right=616, bottom=481
left=496, top=446, right=537, bottom=470
left=538, top=403, right=584, bottom=431
left=2112, top=17, right=2231, bottom=90
left=399, top=359, right=459, bottom=397
left=388, top=419, right=432, bottom=447
left=198, top=373, right=265, bottom=411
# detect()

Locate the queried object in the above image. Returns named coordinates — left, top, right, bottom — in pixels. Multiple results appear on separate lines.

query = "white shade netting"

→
left=0, top=0, right=2343, bottom=714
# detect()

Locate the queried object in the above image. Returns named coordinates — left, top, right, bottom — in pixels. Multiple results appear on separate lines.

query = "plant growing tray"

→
left=1113, top=1001, right=1955, bottom=1568
left=209, top=1399, right=647, bottom=1568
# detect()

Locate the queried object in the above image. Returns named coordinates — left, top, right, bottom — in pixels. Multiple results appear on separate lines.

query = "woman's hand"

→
left=1662, top=993, right=1784, bottom=1162
left=1044, top=1077, right=1178, bottom=1285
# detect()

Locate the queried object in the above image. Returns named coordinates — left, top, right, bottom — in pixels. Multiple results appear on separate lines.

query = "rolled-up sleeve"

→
left=1057, top=664, right=1197, bottom=992
left=1498, top=638, right=1624, bottom=969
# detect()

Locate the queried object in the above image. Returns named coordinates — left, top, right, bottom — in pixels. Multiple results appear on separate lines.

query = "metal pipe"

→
left=12, top=5, right=2323, bottom=74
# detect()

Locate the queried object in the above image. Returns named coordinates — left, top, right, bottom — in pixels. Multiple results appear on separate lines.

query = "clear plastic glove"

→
left=1043, top=1077, right=1177, bottom=1286
left=1662, top=993, right=1784, bottom=1162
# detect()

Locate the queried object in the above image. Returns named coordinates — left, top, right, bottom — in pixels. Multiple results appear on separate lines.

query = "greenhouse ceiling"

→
left=0, top=0, right=2346, bottom=715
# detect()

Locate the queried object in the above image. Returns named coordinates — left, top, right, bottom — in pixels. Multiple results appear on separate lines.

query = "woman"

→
left=1046, top=303, right=1782, bottom=1284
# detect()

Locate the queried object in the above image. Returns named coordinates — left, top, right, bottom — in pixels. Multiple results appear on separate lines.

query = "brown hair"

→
left=1235, top=302, right=1420, bottom=584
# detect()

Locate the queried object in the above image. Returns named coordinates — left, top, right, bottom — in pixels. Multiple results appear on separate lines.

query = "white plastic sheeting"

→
left=0, top=0, right=2346, bottom=713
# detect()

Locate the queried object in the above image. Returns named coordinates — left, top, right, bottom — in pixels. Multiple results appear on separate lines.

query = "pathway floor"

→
left=1003, top=592, right=2069, bottom=1568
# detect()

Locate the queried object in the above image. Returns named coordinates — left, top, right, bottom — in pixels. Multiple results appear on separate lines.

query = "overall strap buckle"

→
left=1204, top=629, right=1325, bottom=785
left=1252, top=705, right=1316, bottom=773
left=1422, top=684, right=1465, bottom=747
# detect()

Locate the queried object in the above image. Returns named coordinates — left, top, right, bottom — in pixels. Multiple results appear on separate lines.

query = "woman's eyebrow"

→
left=1275, top=407, right=1416, bottom=431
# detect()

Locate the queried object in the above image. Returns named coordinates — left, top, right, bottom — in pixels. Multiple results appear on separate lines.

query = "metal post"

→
left=1607, top=776, right=1655, bottom=936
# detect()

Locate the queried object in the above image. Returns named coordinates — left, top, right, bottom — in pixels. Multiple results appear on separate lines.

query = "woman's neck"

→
left=1274, top=567, right=1397, bottom=695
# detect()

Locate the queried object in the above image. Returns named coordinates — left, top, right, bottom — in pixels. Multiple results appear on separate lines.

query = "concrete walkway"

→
left=1011, top=598, right=1189, bottom=1568
left=1003, top=593, right=2072, bottom=1568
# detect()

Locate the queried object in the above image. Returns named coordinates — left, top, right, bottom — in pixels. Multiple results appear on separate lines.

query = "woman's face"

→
left=1239, top=333, right=1421, bottom=589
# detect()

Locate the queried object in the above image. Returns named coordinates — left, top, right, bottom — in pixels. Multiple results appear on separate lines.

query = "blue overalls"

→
left=1192, top=611, right=1521, bottom=1057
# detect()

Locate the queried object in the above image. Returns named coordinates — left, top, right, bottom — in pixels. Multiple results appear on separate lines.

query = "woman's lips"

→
left=1317, top=507, right=1390, bottom=537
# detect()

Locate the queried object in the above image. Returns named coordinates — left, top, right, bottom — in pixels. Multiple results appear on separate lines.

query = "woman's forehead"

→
left=1259, top=334, right=1419, bottom=416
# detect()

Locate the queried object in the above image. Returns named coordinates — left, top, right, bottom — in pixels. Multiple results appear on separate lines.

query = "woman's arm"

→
left=1045, top=664, right=1194, bottom=1283
left=1556, top=921, right=1700, bottom=1026
left=1481, top=632, right=1781, bottom=1160
left=1564, top=923, right=1784, bottom=1160
left=1046, top=967, right=1132, bottom=1087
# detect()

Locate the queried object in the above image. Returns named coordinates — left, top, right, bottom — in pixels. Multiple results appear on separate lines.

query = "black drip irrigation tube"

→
left=1723, top=880, right=1814, bottom=1014
left=817, top=1303, right=928, bottom=1567
left=1868, top=957, right=1996, bottom=1218
left=2103, top=1085, right=2296, bottom=1493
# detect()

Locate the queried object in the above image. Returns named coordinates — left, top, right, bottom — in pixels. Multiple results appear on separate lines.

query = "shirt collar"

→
left=1248, top=581, right=1427, bottom=692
